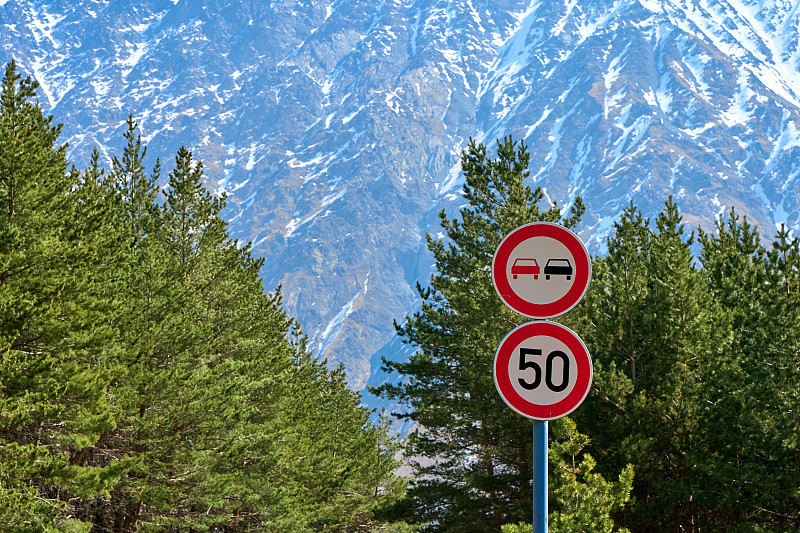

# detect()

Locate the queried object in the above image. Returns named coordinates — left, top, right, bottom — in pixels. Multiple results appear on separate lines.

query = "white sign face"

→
left=505, top=236, right=575, bottom=305
left=506, top=331, right=578, bottom=406
left=494, top=321, right=593, bottom=421
left=492, top=222, right=591, bottom=319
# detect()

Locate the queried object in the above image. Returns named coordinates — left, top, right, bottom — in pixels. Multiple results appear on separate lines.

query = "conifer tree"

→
left=695, top=214, right=800, bottom=531
left=501, top=418, right=633, bottom=533
left=373, top=137, right=631, bottom=532
left=0, top=60, right=131, bottom=532
left=0, top=59, right=408, bottom=531
left=60, top=127, right=406, bottom=532
left=571, top=199, right=729, bottom=530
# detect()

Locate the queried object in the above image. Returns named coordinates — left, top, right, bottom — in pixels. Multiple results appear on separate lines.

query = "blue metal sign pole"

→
left=533, top=420, right=548, bottom=533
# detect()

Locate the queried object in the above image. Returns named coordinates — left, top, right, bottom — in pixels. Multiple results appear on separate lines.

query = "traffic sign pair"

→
left=491, top=222, right=592, bottom=421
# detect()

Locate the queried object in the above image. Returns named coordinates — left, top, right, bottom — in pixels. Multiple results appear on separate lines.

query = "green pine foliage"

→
left=376, top=137, right=800, bottom=532
left=572, top=200, right=800, bottom=532
left=501, top=419, right=633, bottom=533
left=0, top=60, right=128, bottom=532
left=570, top=198, right=726, bottom=530
left=548, top=418, right=633, bottom=533
left=0, top=62, right=404, bottom=532
left=372, top=137, right=632, bottom=532
left=693, top=214, right=800, bottom=531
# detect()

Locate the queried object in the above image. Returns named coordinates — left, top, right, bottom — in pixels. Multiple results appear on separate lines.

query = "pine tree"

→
left=57, top=131, right=406, bottom=532
left=696, top=214, right=800, bottom=531
left=373, top=137, right=630, bottom=532
left=501, top=418, right=633, bottom=533
left=0, top=60, right=131, bottom=532
left=0, top=59, right=407, bottom=531
left=572, top=199, right=747, bottom=531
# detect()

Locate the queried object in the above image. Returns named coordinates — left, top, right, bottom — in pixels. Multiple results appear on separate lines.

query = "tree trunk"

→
left=119, top=501, right=143, bottom=532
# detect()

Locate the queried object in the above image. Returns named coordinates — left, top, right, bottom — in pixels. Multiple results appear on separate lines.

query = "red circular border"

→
left=493, top=321, right=592, bottom=420
left=492, top=222, right=591, bottom=319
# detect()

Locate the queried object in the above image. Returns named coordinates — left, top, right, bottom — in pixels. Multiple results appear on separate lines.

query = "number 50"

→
left=518, top=348, right=570, bottom=392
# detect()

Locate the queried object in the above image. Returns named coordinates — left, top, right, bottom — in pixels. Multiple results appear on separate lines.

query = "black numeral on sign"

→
left=518, top=348, right=542, bottom=390
left=518, top=348, right=570, bottom=392
left=545, top=350, right=569, bottom=392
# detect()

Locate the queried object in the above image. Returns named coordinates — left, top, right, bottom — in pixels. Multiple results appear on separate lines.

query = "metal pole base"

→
left=533, top=420, right=548, bottom=533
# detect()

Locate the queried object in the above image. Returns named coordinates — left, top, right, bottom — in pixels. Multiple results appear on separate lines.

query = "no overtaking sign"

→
left=492, top=222, right=591, bottom=319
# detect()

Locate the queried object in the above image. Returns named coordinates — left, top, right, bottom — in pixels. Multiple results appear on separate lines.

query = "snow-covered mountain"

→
left=3, top=0, right=799, bottom=395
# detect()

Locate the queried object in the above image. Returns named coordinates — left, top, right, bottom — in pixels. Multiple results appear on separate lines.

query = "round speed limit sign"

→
left=493, top=321, right=592, bottom=420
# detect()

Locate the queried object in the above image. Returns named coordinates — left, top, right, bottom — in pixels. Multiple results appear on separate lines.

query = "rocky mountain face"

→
left=3, top=0, right=800, bottom=397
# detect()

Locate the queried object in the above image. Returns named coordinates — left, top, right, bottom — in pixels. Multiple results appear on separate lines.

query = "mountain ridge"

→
left=2, top=0, right=799, bottom=392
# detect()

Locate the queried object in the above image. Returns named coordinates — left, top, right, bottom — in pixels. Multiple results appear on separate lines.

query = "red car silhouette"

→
left=511, top=258, right=539, bottom=280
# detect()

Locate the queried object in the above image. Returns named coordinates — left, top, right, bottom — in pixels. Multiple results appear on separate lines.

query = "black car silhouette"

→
left=544, top=259, right=572, bottom=280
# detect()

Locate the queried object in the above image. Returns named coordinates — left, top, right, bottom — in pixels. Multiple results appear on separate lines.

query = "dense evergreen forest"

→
left=4, top=54, right=800, bottom=533
left=0, top=61, right=409, bottom=532
left=374, top=138, right=800, bottom=532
